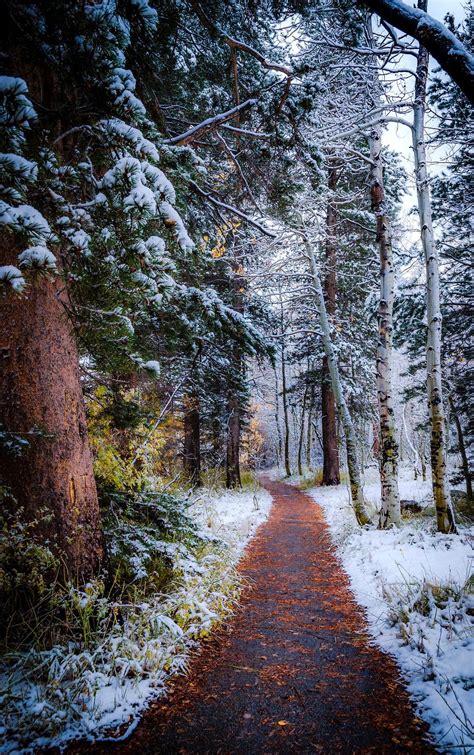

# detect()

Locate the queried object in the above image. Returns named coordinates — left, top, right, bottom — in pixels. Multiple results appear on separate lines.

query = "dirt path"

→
left=80, top=479, right=433, bottom=754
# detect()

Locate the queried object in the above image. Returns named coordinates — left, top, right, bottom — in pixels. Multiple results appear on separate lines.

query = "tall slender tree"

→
left=412, top=0, right=456, bottom=533
left=322, top=164, right=341, bottom=485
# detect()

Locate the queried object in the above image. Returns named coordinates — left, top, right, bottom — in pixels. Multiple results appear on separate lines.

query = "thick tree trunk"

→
left=183, top=393, right=201, bottom=487
left=413, top=9, right=456, bottom=533
left=372, top=420, right=380, bottom=463
left=322, top=165, right=341, bottom=485
left=305, top=238, right=371, bottom=525
left=322, top=364, right=340, bottom=485
left=0, top=261, right=103, bottom=579
left=368, top=122, right=401, bottom=528
left=226, top=397, right=241, bottom=488
left=226, top=255, right=244, bottom=489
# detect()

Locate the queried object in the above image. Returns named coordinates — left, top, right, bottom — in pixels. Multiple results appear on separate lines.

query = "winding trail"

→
left=81, top=478, right=433, bottom=754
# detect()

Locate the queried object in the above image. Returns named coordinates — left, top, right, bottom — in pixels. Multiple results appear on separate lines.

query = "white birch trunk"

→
left=305, top=238, right=371, bottom=525
left=369, top=124, right=401, bottom=527
left=412, top=20, right=456, bottom=533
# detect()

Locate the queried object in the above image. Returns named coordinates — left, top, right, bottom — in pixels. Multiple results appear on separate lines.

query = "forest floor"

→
left=71, top=478, right=433, bottom=754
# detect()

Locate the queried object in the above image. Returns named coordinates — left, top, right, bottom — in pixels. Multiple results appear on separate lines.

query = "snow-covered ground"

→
left=0, top=485, right=272, bottom=753
left=305, top=465, right=473, bottom=752
left=190, top=485, right=272, bottom=554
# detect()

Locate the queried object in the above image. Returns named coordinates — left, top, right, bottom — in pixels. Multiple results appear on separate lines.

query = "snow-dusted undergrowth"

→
left=0, top=486, right=272, bottom=753
left=306, top=465, right=473, bottom=752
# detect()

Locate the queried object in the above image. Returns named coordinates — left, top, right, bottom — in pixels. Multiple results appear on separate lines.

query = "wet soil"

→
left=74, top=478, right=434, bottom=754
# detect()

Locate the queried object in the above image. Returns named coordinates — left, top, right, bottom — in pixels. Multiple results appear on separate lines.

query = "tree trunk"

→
left=273, top=365, right=283, bottom=467
left=226, top=396, right=241, bottom=488
left=449, top=398, right=472, bottom=498
left=183, top=393, right=201, bottom=487
left=0, top=261, right=103, bottom=579
left=420, top=445, right=427, bottom=482
left=297, top=384, right=309, bottom=476
left=322, top=165, right=341, bottom=485
left=306, top=387, right=314, bottom=470
left=368, top=121, right=401, bottom=528
left=413, top=5, right=456, bottom=533
left=305, top=237, right=371, bottom=525
left=281, top=342, right=291, bottom=477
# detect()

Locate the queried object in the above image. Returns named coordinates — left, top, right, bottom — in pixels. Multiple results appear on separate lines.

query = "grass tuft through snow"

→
left=0, top=484, right=272, bottom=752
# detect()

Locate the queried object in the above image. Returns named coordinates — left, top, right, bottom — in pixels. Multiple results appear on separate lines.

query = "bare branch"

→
left=188, top=179, right=276, bottom=237
left=222, top=124, right=271, bottom=139
left=165, top=98, right=257, bottom=146
left=189, top=0, right=293, bottom=78
left=359, top=0, right=474, bottom=103
left=216, top=132, right=264, bottom=214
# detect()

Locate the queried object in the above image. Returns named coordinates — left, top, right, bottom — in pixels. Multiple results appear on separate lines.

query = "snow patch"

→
left=18, top=245, right=57, bottom=271
left=306, top=465, right=474, bottom=751
left=0, top=264, right=26, bottom=292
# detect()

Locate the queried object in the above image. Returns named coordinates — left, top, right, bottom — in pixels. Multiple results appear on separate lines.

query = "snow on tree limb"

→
left=359, top=0, right=474, bottom=103
left=165, top=99, right=257, bottom=146
left=222, top=124, right=271, bottom=139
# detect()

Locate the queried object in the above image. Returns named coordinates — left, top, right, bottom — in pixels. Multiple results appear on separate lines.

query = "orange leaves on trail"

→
left=258, top=663, right=297, bottom=687
left=79, top=478, right=433, bottom=755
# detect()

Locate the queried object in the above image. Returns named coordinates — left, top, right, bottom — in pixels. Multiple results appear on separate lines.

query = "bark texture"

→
left=306, top=388, right=314, bottom=470
left=322, top=165, right=341, bottom=486
left=305, top=238, right=371, bottom=525
left=273, top=366, right=283, bottom=467
left=0, top=262, right=103, bottom=578
left=297, top=384, right=309, bottom=477
left=369, top=123, right=401, bottom=528
left=412, top=17, right=457, bottom=533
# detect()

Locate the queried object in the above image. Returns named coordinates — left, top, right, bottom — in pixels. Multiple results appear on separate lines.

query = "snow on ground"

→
left=304, top=465, right=474, bottom=752
left=0, top=485, right=272, bottom=753
left=190, top=485, right=272, bottom=556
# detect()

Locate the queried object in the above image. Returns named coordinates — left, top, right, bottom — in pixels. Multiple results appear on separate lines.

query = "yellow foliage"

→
left=241, top=406, right=265, bottom=469
left=210, top=221, right=242, bottom=258
left=87, top=385, right=178, bottom=491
